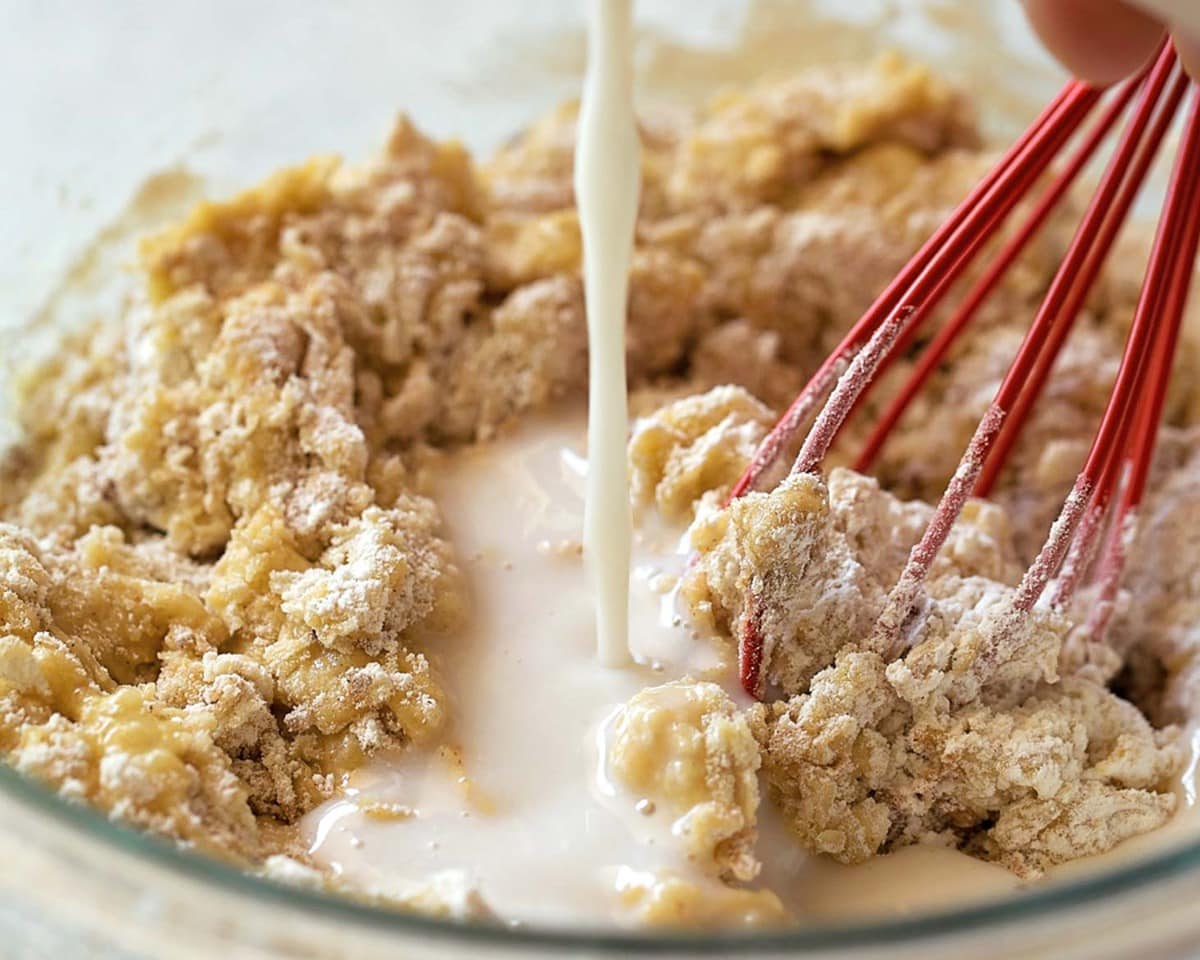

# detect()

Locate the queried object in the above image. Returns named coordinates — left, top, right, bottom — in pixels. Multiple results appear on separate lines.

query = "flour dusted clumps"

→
left=639, top=393, right=1183, bottom=876
left=2, top=52, right=1196, bottom=919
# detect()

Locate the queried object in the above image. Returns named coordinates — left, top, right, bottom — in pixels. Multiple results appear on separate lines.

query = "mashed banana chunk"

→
left=607, top=680, right=761, bottom=882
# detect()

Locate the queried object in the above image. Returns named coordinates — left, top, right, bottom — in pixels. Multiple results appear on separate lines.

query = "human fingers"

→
left=1021, top=0, right=1166, bottom=85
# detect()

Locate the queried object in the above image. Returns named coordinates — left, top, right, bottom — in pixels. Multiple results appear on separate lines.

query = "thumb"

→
left=1022, top=0, right=1166, bottom=85
left=1169, top=25, right=1200, bottom=77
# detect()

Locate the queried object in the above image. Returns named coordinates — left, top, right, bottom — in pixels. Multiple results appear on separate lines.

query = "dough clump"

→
left=3, top=52, right=1196, bottom=915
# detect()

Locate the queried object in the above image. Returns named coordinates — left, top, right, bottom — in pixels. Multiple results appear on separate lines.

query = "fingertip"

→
left=1022, top=0, right=1165, bottom=85
left=1169, top=27, right=1200, bottom=80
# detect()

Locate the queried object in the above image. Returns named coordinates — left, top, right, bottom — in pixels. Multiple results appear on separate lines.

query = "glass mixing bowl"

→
left=3, top=2, right=1198, bottom=957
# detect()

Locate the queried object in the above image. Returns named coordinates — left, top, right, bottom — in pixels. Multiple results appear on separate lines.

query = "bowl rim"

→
left=5, top=761, right=1200, bottom=954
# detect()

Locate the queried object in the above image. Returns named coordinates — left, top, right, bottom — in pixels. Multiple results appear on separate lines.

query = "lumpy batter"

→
left=1, top=55, right=1199, bottom=927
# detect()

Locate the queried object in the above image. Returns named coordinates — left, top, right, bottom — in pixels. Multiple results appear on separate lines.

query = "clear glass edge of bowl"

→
left=5, top=4, right=1188, bottom=951
left=5, top=761, right=1200, bottom=954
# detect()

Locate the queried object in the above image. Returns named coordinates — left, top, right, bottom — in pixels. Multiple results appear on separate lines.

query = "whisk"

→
left=731, top=41, right=1200, bottom=700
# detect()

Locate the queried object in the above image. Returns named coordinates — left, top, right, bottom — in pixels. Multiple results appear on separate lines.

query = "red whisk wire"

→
left=976, top=54, right=1188, bottom=496
left=866, top=47, right=1179, bottom=649
left=854, top=76, right=1144, bottom=473
left=734, top=41, right=1199, bottom=698
left=1048, top=73, right=1192, bottom=609
left=1081, top=97, right=1200, bottom=635
left=1016, top=85, right=1200, bottom=615
left=727, top=79, right=1100, bottom=500
left=788, top=84, right=1104, bottom=478
left=1124, top=168, right=1200, bottom=510
left=970, top=46, right=1177, bottom=502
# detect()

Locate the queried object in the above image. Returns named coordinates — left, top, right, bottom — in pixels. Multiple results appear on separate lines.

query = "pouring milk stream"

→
left=575, top=0, right=640, bottom=666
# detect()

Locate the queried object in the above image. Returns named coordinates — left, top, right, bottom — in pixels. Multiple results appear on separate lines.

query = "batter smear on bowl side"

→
left=1, top=54, right=1199, bottom=926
